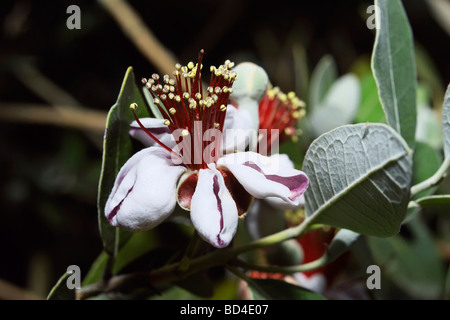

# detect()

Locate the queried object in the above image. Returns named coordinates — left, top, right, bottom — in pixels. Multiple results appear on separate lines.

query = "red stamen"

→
left=130, top=104, right=181, bottom=160
left=138, top=51, right=237, bottom=170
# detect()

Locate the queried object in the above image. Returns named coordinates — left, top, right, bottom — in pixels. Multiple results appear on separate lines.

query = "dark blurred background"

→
left=0, top=0, right=449, bottom=299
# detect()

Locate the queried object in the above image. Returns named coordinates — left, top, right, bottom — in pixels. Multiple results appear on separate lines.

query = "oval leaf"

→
left=303, top=123, right=412, bottom=237
left=98, top=67, right=149, bottom=257
left=371, top=0, right=417, bottom=148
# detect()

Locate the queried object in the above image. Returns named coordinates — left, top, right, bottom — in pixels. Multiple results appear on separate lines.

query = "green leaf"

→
left=303, top=123, right=412, bottom=237
left=367, top=216, right=445, bottom=299
left=308, top=55, right=337, bottom=111
left=309, top=74, right=360, bottom=137
left=248, top=279, right=325, bottom=300
left=354, top=72, right=386, bottom=124
left=98, top=67, right=149, bottom=257
left=371, top=0, right=417, bottom=148
left=82, top=251, right=109, bottom=286
left=443, top=84, right=450, bottom=159
left=415, top=195, right=450, bottom=206
left=412, top=141, right=442, bottom=199
left=47, top=272, right=76, bottom=300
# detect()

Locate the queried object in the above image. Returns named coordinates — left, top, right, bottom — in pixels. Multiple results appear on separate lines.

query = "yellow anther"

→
left=287, top=91, right=296, bottom=100
left=130, top=103, right=138, bottom=110
left=183, top=92, right=190, bottom=99
left=220, top=104, right=227, bottom=112
left=163, top=119, right=170, bottom=126
left=278, top=93, right=287, bottom=102
left=182, top=129, right=189, bottom=136
left=141, top=78, right=148, bottom=84
left=152, top=74, right=160, bottom=81
left=214, top=123, right=220, bottom=128
left=153, top=98, right=160, bottom=104
left=175, top=95, right=181, bottom=102
left=181, top=66, right=188, bottom=73
left=175, top=63, right=181, bottom=70
left=195, top=92, right=202, bottom=100
left=187, top=61, right=194, bottom=70
left=168, top=93, right=175, bottom=100
left=169, top=107, right=176, bottom=114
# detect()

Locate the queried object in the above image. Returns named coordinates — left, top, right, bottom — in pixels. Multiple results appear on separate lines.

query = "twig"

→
left=98, top=0, right=177, bottom=75
left=0, top=103, right=107, bottom=131
left=231, top=255, right=328, bottom=275
left=410, top=157, right=450, bottom=197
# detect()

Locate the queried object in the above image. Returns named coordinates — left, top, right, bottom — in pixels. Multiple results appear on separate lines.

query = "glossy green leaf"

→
left=443, top=84, right=450, bottom=158
left=47, top=272, right=76, bottom=300
left=303, top=123, right=412, bottom=237
left=248, top=278, right=325, bottom=300
left=372, top=0, right=417, bottom=148
left=98, top=67, right=149, bottom=257
left=308, top=55, right=337, bottom=111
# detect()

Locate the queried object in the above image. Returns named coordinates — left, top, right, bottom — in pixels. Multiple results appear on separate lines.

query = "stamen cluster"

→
left=140, top=50, right=238, bottom=170
left=258, top=86, right=306, bottom=153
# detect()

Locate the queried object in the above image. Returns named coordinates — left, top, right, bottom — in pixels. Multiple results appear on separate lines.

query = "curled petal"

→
left=190, top=164, right=238, bottom=248
left=129, top=118, right=175, bottom=148
left=105, top=147, right=186, bottom=231
left=218, top=152, right=309, bottom=209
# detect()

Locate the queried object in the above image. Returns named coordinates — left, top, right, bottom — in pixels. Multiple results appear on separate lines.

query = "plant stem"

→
left=78, top=216, right=316, bottom=298
left=231, top=255, right=328, bottom=275
left=410, top=157, right=450, bottom=197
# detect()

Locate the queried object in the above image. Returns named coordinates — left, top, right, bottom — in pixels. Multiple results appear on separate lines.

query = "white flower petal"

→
left=218, top=152, right=309, bottom=209
left=190, top=164, right=238, bottom=248
left=105, top=147, right=186, bottom=231
left=129, top=118, right=175, bottom=149
left=222, top=105, right=255, bottom=153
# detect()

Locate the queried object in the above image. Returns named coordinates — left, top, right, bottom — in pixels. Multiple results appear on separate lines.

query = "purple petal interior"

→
left=212, top=175, right=224, bottom=247
left=243, top=161, right=309, bottom=200
left=107, top=186, right=134, bottom=224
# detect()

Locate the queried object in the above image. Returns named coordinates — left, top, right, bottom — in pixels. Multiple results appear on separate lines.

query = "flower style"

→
left=105, top=51, right=309, bottom=248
